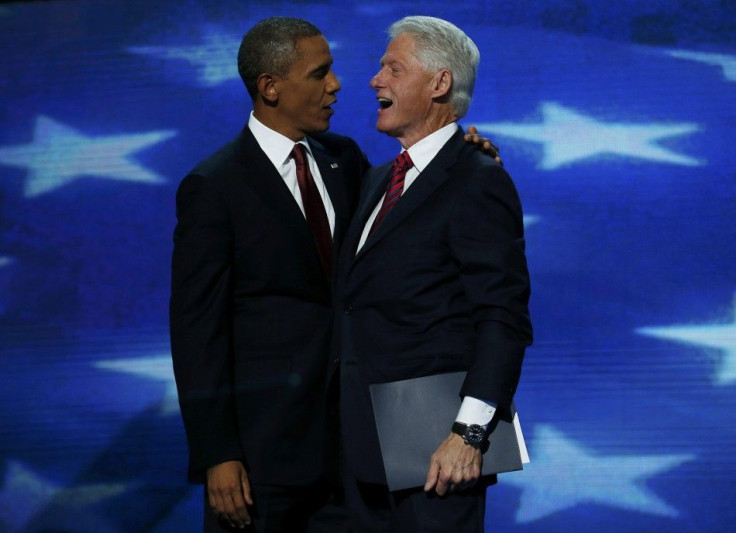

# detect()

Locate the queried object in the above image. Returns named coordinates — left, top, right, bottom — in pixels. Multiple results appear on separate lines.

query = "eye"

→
left=312, top=67, right=329, bottom=80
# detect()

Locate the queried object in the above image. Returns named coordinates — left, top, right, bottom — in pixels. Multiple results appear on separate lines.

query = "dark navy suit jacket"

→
left=170, top=126, right=366, bottom=485
left=333, top=129, right=532, bottom=483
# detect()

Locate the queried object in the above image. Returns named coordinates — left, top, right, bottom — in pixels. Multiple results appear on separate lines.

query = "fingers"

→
left=451, top=459, right=481, bottom=492
left=435, top=460, right=479, bottom=496
left=206, top=461, right=252, bottom=529
left=463, top=131, right=501, bottom=159
left=241, top=470, right=254, bottom=506
left=435, top=467, right=451, bottom=496
left=425, top=436, right=483, bottom=496
left=424, top=457, right=440, bottom=492
left=481, top=139, right=500, bottom=158
left=208, top=483, right=251, bottom=529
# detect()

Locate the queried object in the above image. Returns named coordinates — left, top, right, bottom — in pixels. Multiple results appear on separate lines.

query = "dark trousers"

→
left=203, top=478, right=349, bottom=533
left=204, top=368, right=346, bottom=532
left=342, top=476, right=487, bottom=533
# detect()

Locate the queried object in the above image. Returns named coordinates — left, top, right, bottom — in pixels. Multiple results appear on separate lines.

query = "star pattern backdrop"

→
left=0, top=0, right=734, bottom=531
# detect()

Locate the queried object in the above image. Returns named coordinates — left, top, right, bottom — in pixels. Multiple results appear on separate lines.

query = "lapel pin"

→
left=331, top=162, right=339, bottom=169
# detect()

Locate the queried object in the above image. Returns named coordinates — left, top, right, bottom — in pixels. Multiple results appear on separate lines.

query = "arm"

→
left=169, top=174, right=252, bottom=526
left=425, top=164, right=532, bottom=495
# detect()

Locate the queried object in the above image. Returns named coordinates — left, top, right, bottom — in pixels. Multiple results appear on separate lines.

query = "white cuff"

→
left=455, top=396, right=497, bottom=427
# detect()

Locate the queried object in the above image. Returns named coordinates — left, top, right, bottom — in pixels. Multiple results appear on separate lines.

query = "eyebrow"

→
left=309, top=60, right=333, bottom=76
left=381, top=57, right=403, bottom=68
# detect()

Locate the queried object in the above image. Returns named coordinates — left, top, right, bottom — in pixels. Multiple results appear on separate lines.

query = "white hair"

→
left=389, top=16, right=480, bottom=118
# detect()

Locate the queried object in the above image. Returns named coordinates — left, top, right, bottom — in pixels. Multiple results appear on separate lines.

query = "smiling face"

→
left=268, top=35, right=341, bottom=140
left=370, top=33, right=453, bottom=148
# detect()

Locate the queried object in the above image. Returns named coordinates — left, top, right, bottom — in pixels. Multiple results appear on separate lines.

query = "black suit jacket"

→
left=334, top=129, right=532, bottom=483
left=170, top=125, right=366, bottom=485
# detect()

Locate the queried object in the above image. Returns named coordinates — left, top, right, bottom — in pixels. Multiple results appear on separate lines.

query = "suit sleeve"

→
left=169, top=173, right=243, bottom=483
left=449, top=164, right=533, bottom=414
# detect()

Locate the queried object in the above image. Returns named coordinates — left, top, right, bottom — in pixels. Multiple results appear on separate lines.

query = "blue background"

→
left=1, top=0, right=734, bottom=531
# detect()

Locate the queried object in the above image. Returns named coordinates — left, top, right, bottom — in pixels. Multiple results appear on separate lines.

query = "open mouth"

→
left=378, top=97, right=393, bottom=110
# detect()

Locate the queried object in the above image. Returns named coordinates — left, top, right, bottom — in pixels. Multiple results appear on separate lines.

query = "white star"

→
left=0, top=460, right=126, bottom=532
left=668, top=49, right=736, bottom=81
left=637, top=297, right=736, bottom=385
left=475, top=102, right=702, bottom=169
left=94, top=355, right=179, bottom=415
left=0, top=116, right=176, bottom=197
left=129, top=27, right=241, bottom=86
left=523, top=215, right=540, bottom=228
left=502, top=425, right=694, bottom=523
left=129, top=28, right=341, bottom=87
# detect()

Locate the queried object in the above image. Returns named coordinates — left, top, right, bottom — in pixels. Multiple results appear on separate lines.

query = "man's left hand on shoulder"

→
left=464, top=125, right=503, bottom=166
left=424, top=432, right=483, bottom=496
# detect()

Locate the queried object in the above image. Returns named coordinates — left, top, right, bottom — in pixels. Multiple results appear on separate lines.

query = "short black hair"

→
left=238, top=17, right=323, bottom=99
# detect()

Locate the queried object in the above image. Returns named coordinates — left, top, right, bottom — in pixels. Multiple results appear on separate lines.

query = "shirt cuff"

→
left=455, top=396, right=497, bottom=427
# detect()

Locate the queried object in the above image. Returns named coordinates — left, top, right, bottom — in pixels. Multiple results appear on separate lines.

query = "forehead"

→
left=292, top=35, right=332, bottom=69
left=382, top=33, right=418, bottom=63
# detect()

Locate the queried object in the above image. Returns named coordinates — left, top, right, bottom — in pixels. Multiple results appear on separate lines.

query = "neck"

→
left=253, top=107, right=304, bottom=142
left=396, top=108, right=457, bottom=149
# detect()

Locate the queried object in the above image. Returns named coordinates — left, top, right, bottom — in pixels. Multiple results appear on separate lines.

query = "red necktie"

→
left=292, top=144, right=332, bottom=278
left=368, top=151, right=413, bottom=236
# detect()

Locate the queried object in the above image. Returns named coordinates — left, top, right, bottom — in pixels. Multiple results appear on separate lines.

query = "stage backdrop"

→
left=1, top=0, right=734, bottom=531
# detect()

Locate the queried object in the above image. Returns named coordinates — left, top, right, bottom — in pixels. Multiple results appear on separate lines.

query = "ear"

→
left=256, top=73, right=279, bottom=104
left=432, top=69, right=452, bottom=98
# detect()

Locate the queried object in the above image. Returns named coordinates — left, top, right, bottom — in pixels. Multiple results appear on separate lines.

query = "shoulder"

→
left=451, top=141, right=517, bottom=192
left=179, top=127, right=260, bottom=190
left=187, top=136, right=244, bottom=181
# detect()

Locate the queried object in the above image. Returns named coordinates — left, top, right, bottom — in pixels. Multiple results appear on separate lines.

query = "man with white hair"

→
left=334, top=16, right=532, bottom=531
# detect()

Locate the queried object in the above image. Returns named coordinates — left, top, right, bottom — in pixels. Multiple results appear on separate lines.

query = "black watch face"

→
left=466, top=424, right=485, bottom=445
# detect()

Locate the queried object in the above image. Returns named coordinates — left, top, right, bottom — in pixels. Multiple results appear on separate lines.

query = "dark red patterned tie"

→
left=292, top=144, right=332, bottom=278
left=368, top=151, right=413, bottom=236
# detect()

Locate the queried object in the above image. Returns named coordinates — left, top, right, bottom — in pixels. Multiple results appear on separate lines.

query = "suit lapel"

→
left=352, top=130, right=467, bottom=263
left=341, top=161, right=392, bottom=261
left=232, top=127, right=313, bottom=243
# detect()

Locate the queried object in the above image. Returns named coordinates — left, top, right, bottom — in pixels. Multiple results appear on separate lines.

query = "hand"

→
left=424, top=433, right=482, bottom=496
left=464, top=126, right=503, bottom=166
left=206, top=460, right=253, bottom=529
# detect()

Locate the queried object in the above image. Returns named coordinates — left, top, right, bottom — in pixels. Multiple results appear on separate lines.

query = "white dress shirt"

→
left=358, top=122, right=497, bottom=427
left=248, top=112, right=335, bottom=235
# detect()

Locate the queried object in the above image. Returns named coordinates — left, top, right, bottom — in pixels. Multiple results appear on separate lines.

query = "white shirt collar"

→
left=404, top=122, right=459, bottom=172
left=248, top=111, right=311, bottom=167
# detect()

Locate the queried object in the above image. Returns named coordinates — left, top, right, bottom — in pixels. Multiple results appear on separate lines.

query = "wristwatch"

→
left=451, top=421, right=486, bottom=449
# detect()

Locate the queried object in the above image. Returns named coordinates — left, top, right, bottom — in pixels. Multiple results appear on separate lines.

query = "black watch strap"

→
left=451, top=421, right=486, bottom=449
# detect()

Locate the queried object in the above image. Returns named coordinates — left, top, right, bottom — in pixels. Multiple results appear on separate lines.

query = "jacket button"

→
left=344, top=305, right=353, bottom=315
left=333, top=358, right=340, bottom=365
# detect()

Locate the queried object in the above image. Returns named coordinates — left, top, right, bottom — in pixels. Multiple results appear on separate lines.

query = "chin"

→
left=376, top=122, right=397, bottom=137
left=308, top=121, right=330, bottom=134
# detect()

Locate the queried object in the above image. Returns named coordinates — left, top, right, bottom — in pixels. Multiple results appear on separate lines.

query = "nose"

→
left=327, top=70, right=341, bottom=93
left=370, top=70, right=384, bottom=90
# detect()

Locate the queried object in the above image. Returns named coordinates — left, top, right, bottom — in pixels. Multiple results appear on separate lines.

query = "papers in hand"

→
left=369, top=371, right=526, bottom=491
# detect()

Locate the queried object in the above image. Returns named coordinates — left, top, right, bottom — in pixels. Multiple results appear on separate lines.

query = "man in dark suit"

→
left=169, top=17, right=367, bottom=532
left=334, top=16, right=533, bottom=532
